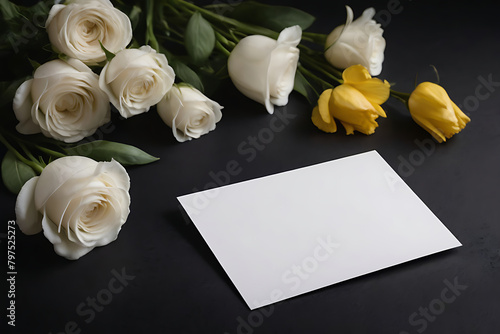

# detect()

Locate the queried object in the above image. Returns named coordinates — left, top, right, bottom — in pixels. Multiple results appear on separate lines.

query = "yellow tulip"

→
left=311, top=64, right=390, bottom=135
left=408, top=82, right=470, bottom=142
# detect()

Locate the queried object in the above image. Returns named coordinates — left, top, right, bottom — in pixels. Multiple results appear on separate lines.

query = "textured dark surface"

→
left=1, top=0, right=500, bottom=333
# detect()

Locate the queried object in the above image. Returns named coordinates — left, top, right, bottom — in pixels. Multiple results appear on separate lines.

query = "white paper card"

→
left=177, top=151, right=461, bottom=310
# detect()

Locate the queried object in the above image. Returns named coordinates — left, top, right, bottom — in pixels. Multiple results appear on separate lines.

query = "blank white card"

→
left=178, top=150, right=461, bottom=309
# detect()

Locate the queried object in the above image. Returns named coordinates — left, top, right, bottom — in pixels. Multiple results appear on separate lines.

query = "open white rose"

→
left=99, top=45, right=176, bottom=118
left=13, top=58, right=110, bottom=143
left=325, top=6, right=385, bottom=76
left=228, top=25, right=301, bottom=114
left=157, top=85, right=223, bottom=142
left=46, top=0, right=132, bottom=65
left=15, top=156, right=130, bottom=260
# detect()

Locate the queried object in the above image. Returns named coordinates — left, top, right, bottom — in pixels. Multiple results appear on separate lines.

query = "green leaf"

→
left=185, top=12, right=215, bottom=65
left=28, top=58, right=41, bottom=70
left=63, top=140, right=159, bottom=166
left=171, top=60, right=204, bottom=92
left=227, top=1, right=315, bottom=32
left=0, top=0, right=19, bottom=22
left=293, top=70, right=317, bottom=105
left=294, top=70, right=309, bottom=99
left=99, top=41, right=116, bottom=62
left=1, top=151, right=36, bottom=194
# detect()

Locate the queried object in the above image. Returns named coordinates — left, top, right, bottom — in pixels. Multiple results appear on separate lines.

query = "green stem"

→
left=0, top=133, right=44, bottom=174
left=146, top=0, right=160, bottom=51
left=18, top=142, right=39, bottom=165
left=36, top=145, right=66, bottom=159
left=301, top=53, right=343, bottom=84
left=174, top=0, right=279, bottom=39
left=390, top=89, right=411, bottom=101
left=390, top=90, right=411, bottom=106
left=158, top=34, right=185, bottom=46
left=298, top=65, right=334, bottom=90
left=165, top=2, right=182, bottom=16
left=215, top=40, right=231, bottom=57
left=302, top=32, right=327, bottom=45
left=214, top=30, right=236, bottom=49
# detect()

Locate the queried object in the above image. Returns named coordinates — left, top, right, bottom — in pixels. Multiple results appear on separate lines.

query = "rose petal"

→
left=13, top=80, right=41, bottom=135
left=277, top=25, right=302, bottom=46
left=42, top=213, right=94, bottom=260
left=228, top=35, right=275, bottom=113
left=34, top=156, right=97, bottom=210
left=15, top=177, right=42, bottom=235
left=94, top=159, right=131, bottom=192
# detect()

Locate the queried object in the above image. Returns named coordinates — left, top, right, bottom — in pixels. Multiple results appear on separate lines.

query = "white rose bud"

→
left=99, top=45, right=176, bottom=118
left=228, top=25, right=301, bottom=114
left=157, top=85, right=223, bottom=142
left=325, top=6, right=386, bottom=76
left=13, top=58, right=110, bottom=143
left=46, top=0, right=132, bottom=65
left=15, top=156, right=131, bottom=260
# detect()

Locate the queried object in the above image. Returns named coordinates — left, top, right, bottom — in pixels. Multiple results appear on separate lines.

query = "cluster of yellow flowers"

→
left=311, top=65, right=471, bottom=143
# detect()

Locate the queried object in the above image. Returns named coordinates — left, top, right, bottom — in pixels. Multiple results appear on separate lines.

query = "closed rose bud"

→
left=324, top=6, right=385, bottom=76
left=157, top=85, right=223, bottom=142
left=228, top=25, right=301, bottom=114
left=312, top=65, right=390, bottom=135
left=408, top=82, right=470, bottom=142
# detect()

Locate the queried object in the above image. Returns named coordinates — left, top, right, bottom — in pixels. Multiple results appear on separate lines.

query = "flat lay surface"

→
left=1, top=0, right=500, bottom=333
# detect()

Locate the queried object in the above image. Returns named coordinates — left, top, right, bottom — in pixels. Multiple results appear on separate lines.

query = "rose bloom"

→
left=312, top=65, right=390, bottom=135
left=46, top=0, right=132, bottom=64
left=228, top=25, right=301, bottom=114
left=13, top=58, right=110, bottom=143
left=408, top=82, right=471, bottom=142
left=99, top=45, right=176, bottom=118
left=15, top=156, right=131, bottom=260
left=325, top=6, right=385, bottom=76
left=157, top=85, right=223, bottom=142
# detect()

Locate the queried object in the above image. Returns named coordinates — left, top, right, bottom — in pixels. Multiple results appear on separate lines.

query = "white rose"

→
left=228, top=25, right=301, bottom=114
left=46, top=0, right=132, bottom=65
left=13, top=58, right=110, bottom=143
left=99, top=45, right=176, bottom=118
left=157, top=85, right=223, bottom=142
left=324, top=6, right=386, bottom=76
left=15, top=156, right=130, bottom=260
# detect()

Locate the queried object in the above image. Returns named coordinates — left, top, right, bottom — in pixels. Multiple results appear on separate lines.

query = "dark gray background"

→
left=2, top=0, right=500, bottom=333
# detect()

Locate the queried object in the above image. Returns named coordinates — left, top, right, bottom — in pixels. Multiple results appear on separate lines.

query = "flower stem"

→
left=214, top=30, right=236, bottom=49
left=300, top=53, right=343, bottom=84
left=36, top=145, right=66, bottom=159
left=390, top=89, right=411, bottom=105
left=173, top=0, right=279, bottom=39
left=0, top=132, right=44, bottom=174
left=146, top=0, right=161, bottom=51
left=302, top=32, right=327, bottom=45
left=19, top=142, right=39, bottom=164
left=215, top=40, right=231, bottom=57
left=298, top=65, right=334, bottom=91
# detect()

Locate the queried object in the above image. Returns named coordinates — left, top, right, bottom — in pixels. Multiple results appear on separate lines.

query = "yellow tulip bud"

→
left=329, top=84, right=383, bottom=135
left=408, top=82, right=470, bottom=142
left=311, top=65, right=390, bottom=135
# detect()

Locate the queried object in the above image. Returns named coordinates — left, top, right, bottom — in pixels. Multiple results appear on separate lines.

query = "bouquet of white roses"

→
left=0, top=0, right=470, bottom=260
